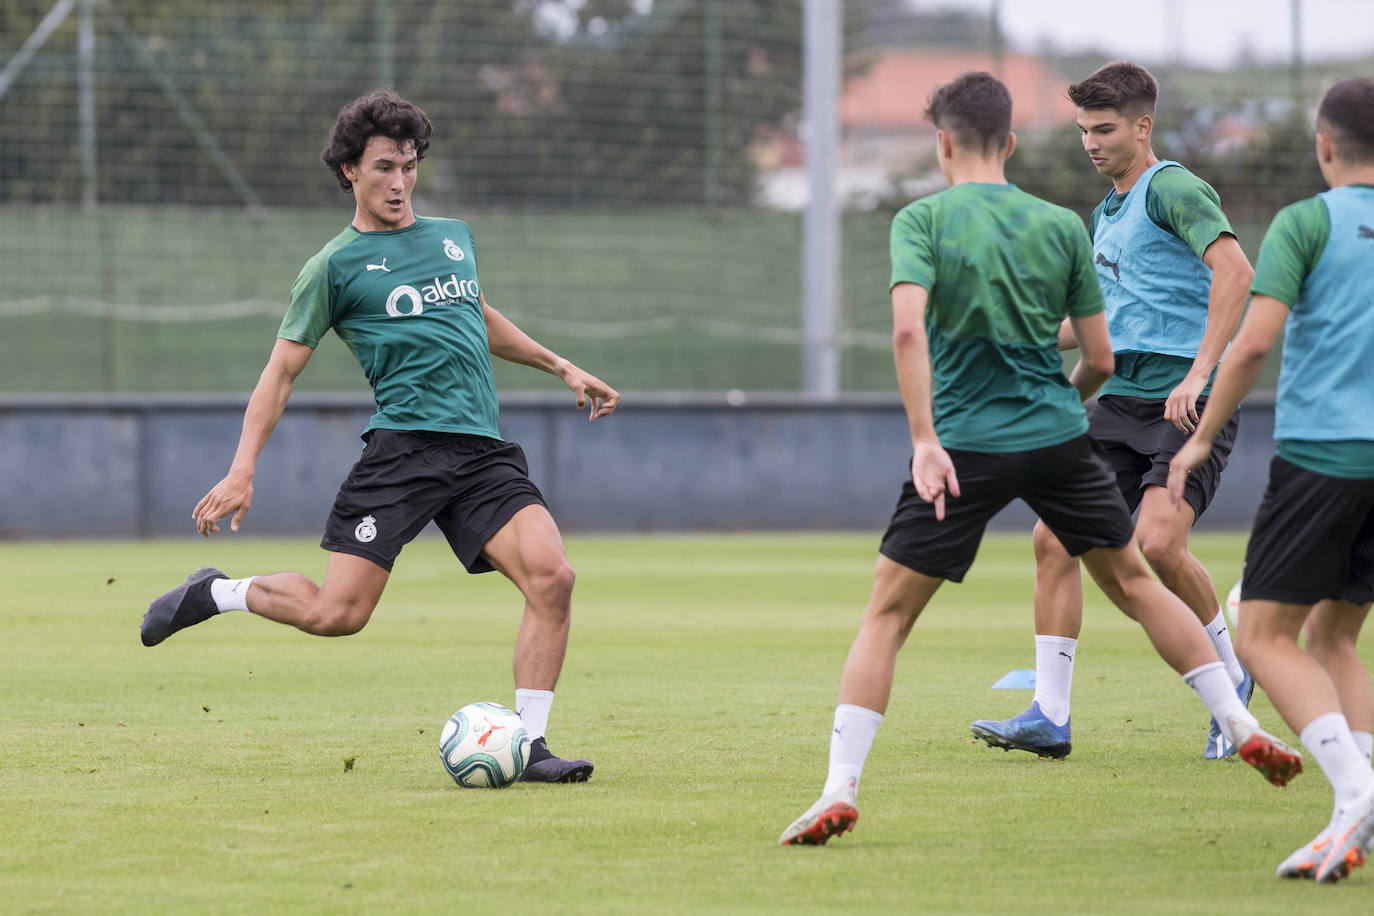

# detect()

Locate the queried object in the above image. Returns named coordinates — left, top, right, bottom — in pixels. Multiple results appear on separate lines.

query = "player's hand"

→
left=1164, top=376, right=1206, bottom=433
left=560, top=363, right=620, bottom=421
left=1166, top=437, right=1211, bottom=509
left=911, top=439, right=960, bottom=521
left=192, top=469, right=254, bottom=537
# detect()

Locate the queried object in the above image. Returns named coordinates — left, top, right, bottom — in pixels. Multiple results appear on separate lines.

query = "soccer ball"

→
left=439, top=702, right=530, bottom=788
left=1225, top=578, right=1243, bottom=628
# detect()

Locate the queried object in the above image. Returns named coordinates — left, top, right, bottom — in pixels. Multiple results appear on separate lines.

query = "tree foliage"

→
left=1008, top=104, right=1327, bottom=233
left=0, top=0, right=805, bottom=208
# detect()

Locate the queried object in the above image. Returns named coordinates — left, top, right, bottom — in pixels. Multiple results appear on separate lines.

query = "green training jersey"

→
left=889, top=182, right=1104, bottom=452
left=1252, top=187, right=1374, bottom=478
left=1250, top=195, right=1330, bottom=303
left=280, top=216, right=500, bottom=440
left=1090, top=165, right=1234, bottom=398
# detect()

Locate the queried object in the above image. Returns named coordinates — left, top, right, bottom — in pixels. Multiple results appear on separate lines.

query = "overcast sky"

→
left=908, top=0, right=1374, bottom=68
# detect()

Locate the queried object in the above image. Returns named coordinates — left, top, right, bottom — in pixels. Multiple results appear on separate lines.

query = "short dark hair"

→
left=922, top=71, right=1012, bottom=155
left=321, top=90, right=434, bottom=191
left=1317, top=78, right=1374, bottom=164
left=1067, top=62, right=1158, bottom=118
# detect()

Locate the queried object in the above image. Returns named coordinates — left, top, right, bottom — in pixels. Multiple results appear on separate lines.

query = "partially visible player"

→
left=1168, top=78, right=1374, bottom=882
left=141, top=90, right=619, bottom=783
left=778, top=71, right=1300, bottom=848
left=971, top=61, right=1255, bottom=761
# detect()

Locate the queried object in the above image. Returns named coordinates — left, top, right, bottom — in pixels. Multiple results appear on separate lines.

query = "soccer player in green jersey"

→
left=142, top=90, right=619, bottom=783
left=778, top=71, right=1299, bottom=847
left=1169, top=78, right=1374, bottom=882
left=971, top=61, right=1257, bottom=761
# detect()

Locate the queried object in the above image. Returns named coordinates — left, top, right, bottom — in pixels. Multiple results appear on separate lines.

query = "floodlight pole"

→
left=802, top=0, right=841, bottom=398
left=989, top=0, right=1004, bottom=78
left=703, top=0, right=724, bottom=207
left=1290, top=0, right=1303, bottom=104
left=78, top=0, right=97, bottom=212
left=377, top=0, right=395, bottom=88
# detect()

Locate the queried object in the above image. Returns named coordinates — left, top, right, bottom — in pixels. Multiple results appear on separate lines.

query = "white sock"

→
left=1182, top=661, right=1255, bottom=744
left=1032, top=635, right=1076, bottom=727
left=822, top=704, right=883, bottom=797
left=210, top=577, right=255, bottom=612
left=1301, top=712, right=1374, bottom=816
left=1352, top=730, right=1373, bottom=763
left=514, top=688, right=554, bottom=741
left=1203, top=609, right=1245, bottom=686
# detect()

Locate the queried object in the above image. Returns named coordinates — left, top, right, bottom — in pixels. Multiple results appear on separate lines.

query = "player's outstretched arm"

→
left=1165, top=235, right=1254, bottom=433
left=1167, top=294, right=1287, bottom=507
left=481, top=296, right=620, bottom=421
left=193, top=338, right=314, bottom=536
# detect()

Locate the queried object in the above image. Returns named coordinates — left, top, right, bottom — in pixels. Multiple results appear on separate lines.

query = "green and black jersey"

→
left=281, top=216, right=500, bottom=440
left=889, top=182, right=1105, bottom=452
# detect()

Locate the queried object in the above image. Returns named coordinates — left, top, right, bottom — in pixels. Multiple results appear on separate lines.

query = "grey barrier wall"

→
left=0, top=393, right=1277, bottom=538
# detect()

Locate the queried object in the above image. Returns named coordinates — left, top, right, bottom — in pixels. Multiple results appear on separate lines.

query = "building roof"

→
left=841, top=49, right=1077, bottom=130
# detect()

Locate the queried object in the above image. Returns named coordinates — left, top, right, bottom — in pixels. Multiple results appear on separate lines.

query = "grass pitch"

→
left=2, top=532, right=1370, bottom=913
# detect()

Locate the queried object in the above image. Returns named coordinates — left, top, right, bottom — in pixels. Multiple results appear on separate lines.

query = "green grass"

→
left=2, top=533, right=1368, bottom=913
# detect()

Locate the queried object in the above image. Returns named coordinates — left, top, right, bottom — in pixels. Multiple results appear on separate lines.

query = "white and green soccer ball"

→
left=439, top=701, right=530, bottom=788
left=1226, top=578, right=1243, bottom=628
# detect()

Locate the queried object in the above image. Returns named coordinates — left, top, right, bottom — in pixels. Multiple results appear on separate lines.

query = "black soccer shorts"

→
left=1089, top=394, right=1239, bottom=519
left=321, top=429, right=547, bottom=573
left=879, top=435, right=1136, bottom=582
left=1242, top=456, right=1374, bottom=606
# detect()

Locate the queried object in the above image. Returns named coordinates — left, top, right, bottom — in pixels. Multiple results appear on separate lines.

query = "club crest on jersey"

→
left=355, top=515, right=377, bottom=543
left=384, top=275, right=480, bottom=317
left=443, top=238, right=465, bottom=261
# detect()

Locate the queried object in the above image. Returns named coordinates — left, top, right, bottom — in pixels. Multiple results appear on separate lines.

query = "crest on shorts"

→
left=442, top=238, right=465, bottom=261
left=355, top=515, right=377, bottom=543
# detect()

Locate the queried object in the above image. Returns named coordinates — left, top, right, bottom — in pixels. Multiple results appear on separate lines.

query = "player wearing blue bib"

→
left=971, top=62, right=1257, bottom=761
left=1170, top=79, right=1374, bottom=883
left=142, top=91, right=620, bottom=783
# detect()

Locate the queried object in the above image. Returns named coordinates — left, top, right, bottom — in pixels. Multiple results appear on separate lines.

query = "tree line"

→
left=0, top=0, right=806, bottom=208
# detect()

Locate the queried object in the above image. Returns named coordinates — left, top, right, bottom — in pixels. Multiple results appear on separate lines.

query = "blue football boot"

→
left=969, top=701, right=1071, bottom=759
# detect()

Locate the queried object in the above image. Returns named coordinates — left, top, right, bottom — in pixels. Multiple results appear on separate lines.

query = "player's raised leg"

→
left=479, top=503, right=593, bottom=784
left=780, top=557, right=943, bottom=845
left=143, top=551, right=390, bottom=646
left=1079, top=544, right=1301, bottom=787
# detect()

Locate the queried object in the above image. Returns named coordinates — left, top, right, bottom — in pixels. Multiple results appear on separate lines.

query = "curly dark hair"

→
left=1067, top=62, right=1158, bottom=118
left=1318, top=78, right=1374, bottom=164
left=923, top=71, right=1012, bottom=155
left=321, top=90, right=434, bottom=191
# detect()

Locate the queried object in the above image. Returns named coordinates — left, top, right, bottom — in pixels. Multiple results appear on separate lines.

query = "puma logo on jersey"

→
left=1358, top=224, right=1374, bottom=240
left=1095, top=252, right=1120, bottom=282
left=366, top=258, right=391, bottom=272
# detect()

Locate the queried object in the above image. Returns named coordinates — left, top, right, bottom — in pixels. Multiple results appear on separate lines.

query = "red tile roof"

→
left=842, top=50, right=1077, bottom=130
